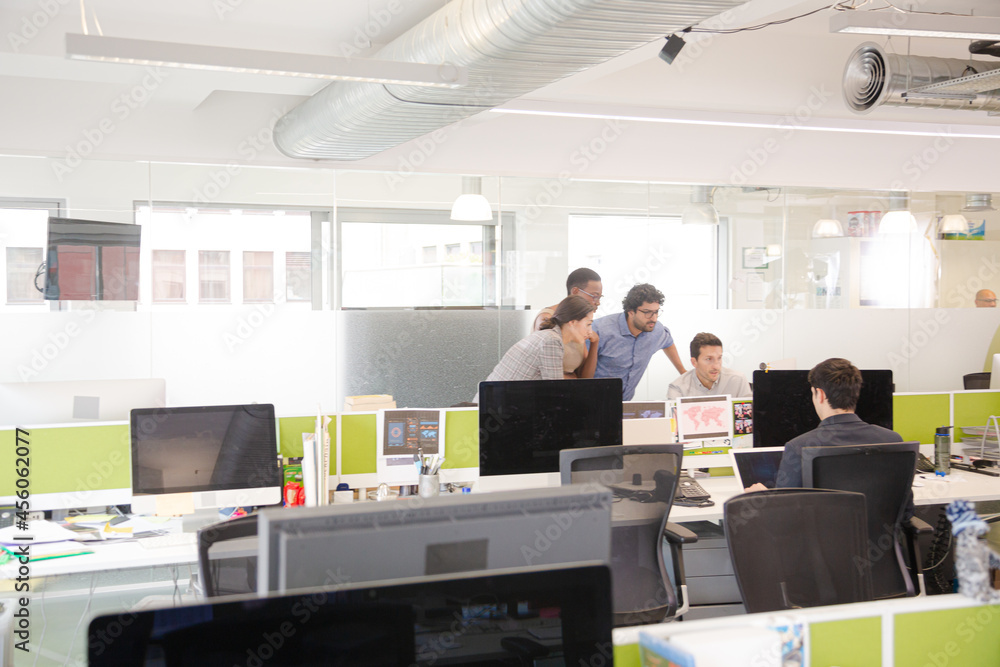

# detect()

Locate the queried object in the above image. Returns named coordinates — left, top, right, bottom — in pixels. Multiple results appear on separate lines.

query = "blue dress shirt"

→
left=592, top=312, right=674, bottom=401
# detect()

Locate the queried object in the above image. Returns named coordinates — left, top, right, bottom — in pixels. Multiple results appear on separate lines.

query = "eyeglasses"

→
left=636, top=308, right=660, bottom=317
left=577, top=288, right=602, bottom=302
left=978, top=298, right=998, bottom=304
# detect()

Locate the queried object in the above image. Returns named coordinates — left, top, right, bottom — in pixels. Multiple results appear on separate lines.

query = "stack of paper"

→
left=959, top=425, right=1000, bottom=460
left=343, top=394, right=396, bottom=412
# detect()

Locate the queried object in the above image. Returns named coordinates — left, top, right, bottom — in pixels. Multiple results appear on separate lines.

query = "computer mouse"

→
left=500, top=636, right=549, bottom=659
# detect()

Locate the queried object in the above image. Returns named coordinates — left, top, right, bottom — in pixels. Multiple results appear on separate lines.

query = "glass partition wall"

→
left=1, top=154, right=997, bottom=414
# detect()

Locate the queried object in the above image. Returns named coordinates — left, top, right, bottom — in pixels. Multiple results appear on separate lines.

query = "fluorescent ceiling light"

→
left=492, top=101, right=1000, bottom=140
left=830, top=12, right=1000, bottom=40
left=65, top=34, right=467, bottom=88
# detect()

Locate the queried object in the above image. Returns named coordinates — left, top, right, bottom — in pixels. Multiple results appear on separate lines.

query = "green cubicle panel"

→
left=443, top=409, right=478, bottom=469
left=0, top=425, right=130, bottom=494
left=893, top=394, right=951, bottom=444
left=895, top=605, right=1000, bottom=666
left=954, top=392, right=1000, bottom=439
left=810, top=617, right=881, bottom=667
left=340, top=413, right=377, bottom=475
left=277, top=415, right=337, bottom=475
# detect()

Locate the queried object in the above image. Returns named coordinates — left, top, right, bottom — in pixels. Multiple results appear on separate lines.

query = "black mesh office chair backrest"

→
left=197, top=514, right=259, bottom=598
left=559, top=444, right=682, bottom=509
left=802, top=441, right=919, bottom=599
left=724, top=488, right=872, bottom=613
left=559, top=444, right=685, bottom=625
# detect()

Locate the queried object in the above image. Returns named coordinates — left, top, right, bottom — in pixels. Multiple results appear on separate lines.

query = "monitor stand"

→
left=182, top=508, right=225, bottom=533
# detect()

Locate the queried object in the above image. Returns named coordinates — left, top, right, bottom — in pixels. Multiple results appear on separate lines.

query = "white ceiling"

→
left=1, top=0, right=998, bottom=191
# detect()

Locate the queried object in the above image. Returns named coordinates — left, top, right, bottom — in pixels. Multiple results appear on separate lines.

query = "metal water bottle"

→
left=934, top=426, right=952, bottom=476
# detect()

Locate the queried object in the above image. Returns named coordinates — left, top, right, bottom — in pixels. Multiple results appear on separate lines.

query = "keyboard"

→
left=139, top=532, right=197, bottom=549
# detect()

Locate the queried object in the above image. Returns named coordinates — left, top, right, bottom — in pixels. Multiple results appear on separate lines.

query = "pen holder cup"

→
left=419, top=474, right=440, bottom=498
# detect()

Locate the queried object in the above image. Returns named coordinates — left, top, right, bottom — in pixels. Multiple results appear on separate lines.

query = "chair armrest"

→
left=903, top=516, right=933, bottom=535
left=664, top=522, right=698, bottom=545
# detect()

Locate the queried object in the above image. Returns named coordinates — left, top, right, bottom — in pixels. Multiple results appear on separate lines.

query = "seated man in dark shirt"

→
left=747, top=357, right=904, bottom=490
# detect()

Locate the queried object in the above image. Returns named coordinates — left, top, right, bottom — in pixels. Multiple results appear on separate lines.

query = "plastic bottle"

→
left=934, top=426, right=952, bottom=476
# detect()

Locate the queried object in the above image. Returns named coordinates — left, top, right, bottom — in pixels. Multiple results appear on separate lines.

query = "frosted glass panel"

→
left=337, top=310, right=531, bottom=408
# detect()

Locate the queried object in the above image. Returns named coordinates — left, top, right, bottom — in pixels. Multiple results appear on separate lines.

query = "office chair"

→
left=559, top=444, right=697, bottom=626
left=724, top=488, right=872, bottom=613
left=196, top=514, right=259, bottom=598
left=802, top=441, right=932, bottom=598
left=963, top=372, right=991, bottom=390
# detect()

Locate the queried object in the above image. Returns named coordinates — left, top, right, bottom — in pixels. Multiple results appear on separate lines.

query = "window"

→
left=286, top=251, right=311, bottom=302
left=6, top=247, right=43, bottom=303
left=339, top=208, right=497, bottom=308
left=199, top=251, right=230, bottom=303
left=569, top=215, right=719, bottom=313
left=152, top=250, right=186, bottom=302
left=243, top=251, right=273, bottom=303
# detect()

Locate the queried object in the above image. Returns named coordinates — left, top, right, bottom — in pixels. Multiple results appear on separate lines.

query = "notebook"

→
left=730, top=446, right=786, bottom=489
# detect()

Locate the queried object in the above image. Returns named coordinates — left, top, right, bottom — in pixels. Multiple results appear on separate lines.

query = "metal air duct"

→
left=843, top=41, right=1000, bottom=114
left=273, top=0, right=744, bottom=160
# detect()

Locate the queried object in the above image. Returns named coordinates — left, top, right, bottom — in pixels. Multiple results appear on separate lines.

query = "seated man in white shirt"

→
left=667, top=332, right=751, bottom=399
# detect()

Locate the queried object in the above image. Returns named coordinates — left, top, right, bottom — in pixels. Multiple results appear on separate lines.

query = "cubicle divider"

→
left=8, top=390, right=1000, bottom=509
left=611, top=595, right=1000, bottom=667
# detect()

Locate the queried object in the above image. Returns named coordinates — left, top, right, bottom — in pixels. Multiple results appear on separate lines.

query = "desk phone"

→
left=675, top=476, right=711, bottom=502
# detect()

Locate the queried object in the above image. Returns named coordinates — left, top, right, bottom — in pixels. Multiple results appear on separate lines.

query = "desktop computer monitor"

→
left=130, top=404, right=282, bottom=515
left=258, top=485, right=612, bottom=595
left=90, top=564, right=613, bottom=667
left=477, top=378, right=623, bottom=477
left=751, top=369, right=894, bottom=447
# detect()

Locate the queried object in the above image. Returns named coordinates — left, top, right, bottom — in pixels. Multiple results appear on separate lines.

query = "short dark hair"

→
left=541, top=295, right=595, bottom=330
left=690, top=332, right=722, bottom=360
left=566, top=268, right=601, bottom=295
left=622, top=283, right=664, bottom=313
left=808, top=358, right=862, bottom=411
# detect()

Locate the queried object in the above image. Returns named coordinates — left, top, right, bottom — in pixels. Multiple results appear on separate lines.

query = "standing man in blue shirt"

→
left=591, top=283, right=686, bottom=400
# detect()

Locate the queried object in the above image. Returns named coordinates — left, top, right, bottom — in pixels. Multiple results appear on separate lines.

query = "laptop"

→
left=730, top=446, right=786, bottom=489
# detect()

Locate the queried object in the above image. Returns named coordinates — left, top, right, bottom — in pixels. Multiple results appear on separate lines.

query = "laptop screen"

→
left=730, top=447, right=786, bottom=489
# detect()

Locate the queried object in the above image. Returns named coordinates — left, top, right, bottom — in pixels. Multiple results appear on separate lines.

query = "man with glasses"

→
left=975, top=289, right=997, bottom=308
left=591, top=283, right=686, bottom=400
left=532, top=267, right=604, bottom=331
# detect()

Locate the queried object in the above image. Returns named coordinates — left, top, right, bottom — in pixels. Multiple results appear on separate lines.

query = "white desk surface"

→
left=5, top=469, right=999, bottom=581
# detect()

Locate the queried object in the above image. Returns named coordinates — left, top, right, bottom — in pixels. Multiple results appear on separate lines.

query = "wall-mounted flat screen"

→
left=44, top=216, right=141, bottom=300
left=752, top=369, right=894, bottom=447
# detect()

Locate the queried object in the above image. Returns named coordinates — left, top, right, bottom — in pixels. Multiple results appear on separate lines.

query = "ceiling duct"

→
left=273, top=0, right=744, bottom=160
left=843, top=41, right=1000, bottom=114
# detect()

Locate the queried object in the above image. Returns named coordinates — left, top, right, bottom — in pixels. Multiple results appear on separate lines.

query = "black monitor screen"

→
left=130, top=404, right=281, bottom=494
left=752, top=370, right=894, bottom=447
left=478, top=379, right=623, bottom=476
left=89, top=565, right=614, bottom=667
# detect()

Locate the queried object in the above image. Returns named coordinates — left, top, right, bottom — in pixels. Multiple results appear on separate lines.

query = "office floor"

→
left=7, top=564, right=197, bottom=666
